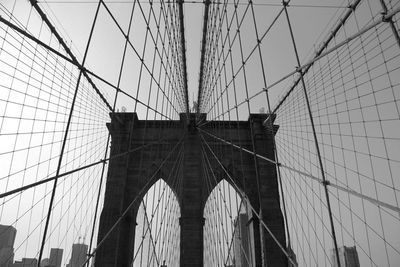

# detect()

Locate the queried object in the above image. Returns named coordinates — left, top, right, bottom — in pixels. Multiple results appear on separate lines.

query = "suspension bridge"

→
left=0, top=0, right=399, bottom=266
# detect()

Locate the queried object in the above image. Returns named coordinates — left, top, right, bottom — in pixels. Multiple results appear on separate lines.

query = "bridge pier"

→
left=179, top=122, right=205, bottom=267
left=95, top=113, right=287, bottom=267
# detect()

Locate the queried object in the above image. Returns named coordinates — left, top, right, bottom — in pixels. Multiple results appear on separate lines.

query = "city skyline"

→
left=0, top=223, right=85, bottom=267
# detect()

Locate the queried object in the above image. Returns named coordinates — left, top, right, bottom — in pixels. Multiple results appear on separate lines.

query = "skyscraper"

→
left=287, top=246, right=298, bottom=267
left=233, top=213, right=254, bottom=267
left=331, top=246, right=360, bottom=267
left=0, top=224, right=16, bottom=266
left=0, top=247, right=14, bottom=267
left=66, top=243, right=88, bottom=267
left=41, top=258, right=50, bottom=266
left=49, top=248, right=63, bottom=267
left=12, top=258, right=37, bottom=267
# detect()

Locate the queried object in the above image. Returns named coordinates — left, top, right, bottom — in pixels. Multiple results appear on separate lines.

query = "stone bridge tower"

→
left=95, top=113, right=287, bottom=267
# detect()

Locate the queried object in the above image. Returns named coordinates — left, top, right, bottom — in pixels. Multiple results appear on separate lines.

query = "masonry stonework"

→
left=95, top=113, right=287, bottom=267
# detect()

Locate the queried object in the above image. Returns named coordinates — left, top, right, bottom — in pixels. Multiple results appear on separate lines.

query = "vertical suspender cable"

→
left=282, top=2, right=341, bottom=267
left=86, top=1, right=138, bottom=265
left=30, top=1, right=102, bottom=264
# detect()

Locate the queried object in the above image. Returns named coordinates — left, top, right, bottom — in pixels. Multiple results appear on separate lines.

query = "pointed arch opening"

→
left=132, top=179, right=180, bottom=267
left=203, top=179, right=256, bottom=267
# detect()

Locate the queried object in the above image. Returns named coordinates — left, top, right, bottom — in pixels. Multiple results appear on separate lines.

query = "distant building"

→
left=0, top=247, right=14, bottom=267
left=49, top=248, right=63, bottom=267
left=287, top=246, right=298, bottom=267
left=331, top=246, right=360, bottom=267
left=13, top=258, right=37, bottom=267
left=66, top=243, right=88, bottom=267
left=0, top=224, right=17, bottom=266
left=41, top=258, right=50, bottom=266
left=233, top=213, right=253, bottom=267
left=0, top=225, right=16, bottom=248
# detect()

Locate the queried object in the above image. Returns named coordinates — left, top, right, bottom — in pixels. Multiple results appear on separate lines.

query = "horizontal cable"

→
left=30, top=0, right=113, bottom=111
left=199, top=127, right=400, bottom=214
left=199, top=4, right=400, bottom=124
left=82, top=134, right=185, bottom=266
left=0, top=138, right=167, bottom=199
left=0, top=14, right=174, bottom=120
left=199, top=131, right=298, bottom=267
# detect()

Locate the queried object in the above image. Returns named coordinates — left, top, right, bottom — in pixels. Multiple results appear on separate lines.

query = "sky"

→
left=14, top=0, right=353, bottom=115
left=0, top=0, right=399, bottom=266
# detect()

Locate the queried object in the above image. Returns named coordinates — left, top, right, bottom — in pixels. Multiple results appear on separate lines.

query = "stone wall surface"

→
left=95, top=113, right=287, bottom=267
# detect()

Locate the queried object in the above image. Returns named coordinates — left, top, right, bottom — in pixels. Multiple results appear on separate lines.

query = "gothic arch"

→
left=203, top=179, right=256, bottom=267
left=96, top=112, right=287, bottom=266
left=133, top=179, right=181, bottom=267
